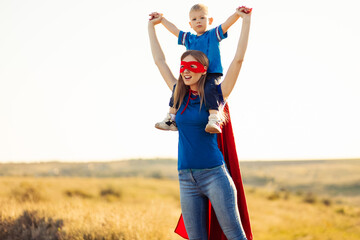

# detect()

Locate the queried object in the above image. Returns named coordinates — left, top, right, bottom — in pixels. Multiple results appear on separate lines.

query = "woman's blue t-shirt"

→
left=175, top=90, right=224, bottom=170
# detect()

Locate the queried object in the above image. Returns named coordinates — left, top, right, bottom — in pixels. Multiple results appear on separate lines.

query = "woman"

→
left=148, top=8, right=251, bottom=240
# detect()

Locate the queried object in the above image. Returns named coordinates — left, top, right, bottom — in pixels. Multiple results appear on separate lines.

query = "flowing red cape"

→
left=174, top=103, right=253, bottom=240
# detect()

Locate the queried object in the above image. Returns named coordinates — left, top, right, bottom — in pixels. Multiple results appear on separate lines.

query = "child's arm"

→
left=148, top=15, right=177, bottom=90
left=149, top=12, right=180, bottom=37
left=221, top=6, right=249, bottom=34
left=161, top=17, right=180, bottom=37
left=221, top=9, right=251, bottom=99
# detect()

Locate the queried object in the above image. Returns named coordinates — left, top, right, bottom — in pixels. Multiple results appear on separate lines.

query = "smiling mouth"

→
left=184, top=76, right=192, bottom=80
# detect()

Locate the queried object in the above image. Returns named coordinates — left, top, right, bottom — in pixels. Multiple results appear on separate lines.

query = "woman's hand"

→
left=236, top=6, right=252, bottom=19
left=148, top=12, right=163, bottom=25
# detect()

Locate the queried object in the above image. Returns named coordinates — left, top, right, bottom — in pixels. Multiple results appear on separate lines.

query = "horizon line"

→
left=1, top=157, right=360, bottom=164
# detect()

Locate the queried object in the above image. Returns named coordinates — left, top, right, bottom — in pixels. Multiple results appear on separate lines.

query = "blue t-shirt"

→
left=176, top=86, right=225, bottom=170
left=178, top=25, right=228, bottom=74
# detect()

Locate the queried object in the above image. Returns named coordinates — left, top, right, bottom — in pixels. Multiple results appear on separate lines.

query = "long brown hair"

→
left=173, top=50, right=209, bottom=112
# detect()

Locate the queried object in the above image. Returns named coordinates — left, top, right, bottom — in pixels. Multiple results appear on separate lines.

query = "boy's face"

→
left=189, top=10, right=213, bottom=35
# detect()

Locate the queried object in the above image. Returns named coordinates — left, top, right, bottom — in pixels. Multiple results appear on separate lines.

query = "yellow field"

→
left=0, top=177, right=359, bottom=240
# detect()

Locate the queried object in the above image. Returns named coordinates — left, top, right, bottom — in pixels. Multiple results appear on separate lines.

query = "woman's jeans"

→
left=178, top=164, right=247, bottom=240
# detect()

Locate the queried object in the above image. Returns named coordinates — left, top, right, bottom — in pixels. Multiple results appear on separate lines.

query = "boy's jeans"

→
left=178, top=164, right=247, bottom=240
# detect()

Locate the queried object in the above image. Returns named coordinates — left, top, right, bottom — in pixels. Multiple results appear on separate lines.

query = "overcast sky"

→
left=1, top=0, right=359, bottom=162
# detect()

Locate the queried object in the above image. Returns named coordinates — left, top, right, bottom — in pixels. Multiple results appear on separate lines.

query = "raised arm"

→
left=221, top=9, right=251, bottom=99
left=221, top=6, right=252, bottom=35
left=149, top=12, right=180, bottom=37
left=148, top=17, right=177, bottom=90
left=161, top=17, right=180, bottom=37
left=221, top=11, right=240, bottom=34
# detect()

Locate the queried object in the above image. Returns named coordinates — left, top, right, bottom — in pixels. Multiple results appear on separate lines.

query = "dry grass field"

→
left=0, top=177, right=183, bottom=240
left=0, top=159, right=360, bottom=240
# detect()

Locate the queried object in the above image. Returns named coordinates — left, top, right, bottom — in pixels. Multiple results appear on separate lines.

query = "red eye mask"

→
left=180, top=61, right=206, bottom=73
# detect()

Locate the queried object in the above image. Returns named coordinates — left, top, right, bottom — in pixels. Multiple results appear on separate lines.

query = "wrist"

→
left=233, top=12, right=241, bottom=19
left=243, top=16, right=251, bottom=23
left=161, top=17, right=167, bottom=24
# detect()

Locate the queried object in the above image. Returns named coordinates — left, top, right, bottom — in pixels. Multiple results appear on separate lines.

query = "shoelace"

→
left=180, top=89, right=198, bottom=115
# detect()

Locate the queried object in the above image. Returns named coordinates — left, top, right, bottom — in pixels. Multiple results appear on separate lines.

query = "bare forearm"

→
left=234, top=17, right=251, bottom=63
left=221, top=12, right=241, bottom=34
left=221, top=16, right=251, bottom=99
left=148, top=23, right=166, bottom=65
left=148, top=22, right=176, bottom=90
left=161, top=17, right=180, bottom=37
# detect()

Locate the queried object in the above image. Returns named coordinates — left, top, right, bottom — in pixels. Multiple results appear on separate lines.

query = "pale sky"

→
left=1, top=0, right=359, bottom=162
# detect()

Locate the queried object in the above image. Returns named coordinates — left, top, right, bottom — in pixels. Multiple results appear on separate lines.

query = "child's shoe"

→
left=155, top=113, right=178, bottom=131
left=205, top=113, right=222, bottom=134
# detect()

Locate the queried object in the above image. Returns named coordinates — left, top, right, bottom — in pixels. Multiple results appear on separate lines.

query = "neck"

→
left=190, top=85, right=198, bottom=92
left=196, top=31, right=206, bottom=36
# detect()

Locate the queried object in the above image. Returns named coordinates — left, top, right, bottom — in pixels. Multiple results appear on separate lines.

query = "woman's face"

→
left=180, top=55, right=207, bottom=89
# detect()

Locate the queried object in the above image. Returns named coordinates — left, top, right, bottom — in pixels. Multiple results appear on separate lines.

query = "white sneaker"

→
left=155, top=113, right=178, bottom=131
left=205, top=114, right=222, bottom=134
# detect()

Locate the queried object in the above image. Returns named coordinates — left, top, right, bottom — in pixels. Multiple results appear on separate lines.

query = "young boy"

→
left=151, top=4, right=246, bottom=133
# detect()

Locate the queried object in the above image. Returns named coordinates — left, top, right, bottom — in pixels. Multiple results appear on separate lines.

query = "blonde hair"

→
left=189, top=3, right=208, bottom=15
left=173, top=50, right=208, bottom=112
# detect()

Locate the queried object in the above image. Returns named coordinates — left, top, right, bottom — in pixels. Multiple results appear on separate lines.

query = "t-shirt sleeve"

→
left=178, top=30, right=190, bottom=46
left=212, top=25, right=228, bottom=42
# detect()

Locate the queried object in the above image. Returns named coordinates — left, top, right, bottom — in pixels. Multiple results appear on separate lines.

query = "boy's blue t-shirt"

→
left=175, top=85, right=225, bottom=170
left=178, top=25, right=228, bottom=74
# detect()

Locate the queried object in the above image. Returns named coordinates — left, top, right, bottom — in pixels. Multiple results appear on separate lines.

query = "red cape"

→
left=174, top=103, right=253, bottom=240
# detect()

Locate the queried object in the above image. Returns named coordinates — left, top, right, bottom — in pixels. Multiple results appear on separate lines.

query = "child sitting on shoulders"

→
left=150, top=4, right=250, bottom=133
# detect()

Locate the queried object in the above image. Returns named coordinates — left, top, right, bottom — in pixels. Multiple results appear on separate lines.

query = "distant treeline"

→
left=0, top=159, right=179, bottom=179
left=1, top=159, right=360, bottom=202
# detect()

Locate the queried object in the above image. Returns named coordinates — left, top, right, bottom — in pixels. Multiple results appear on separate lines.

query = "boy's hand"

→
left=236, top=6, right=252, bottom=18
left=148, top=12, right=163, bottom=26
left=149, top=12, right=163, bottom=21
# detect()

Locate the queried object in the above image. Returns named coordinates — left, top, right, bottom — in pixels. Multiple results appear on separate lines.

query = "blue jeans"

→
left=178, top=164, right=247, bottom=240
